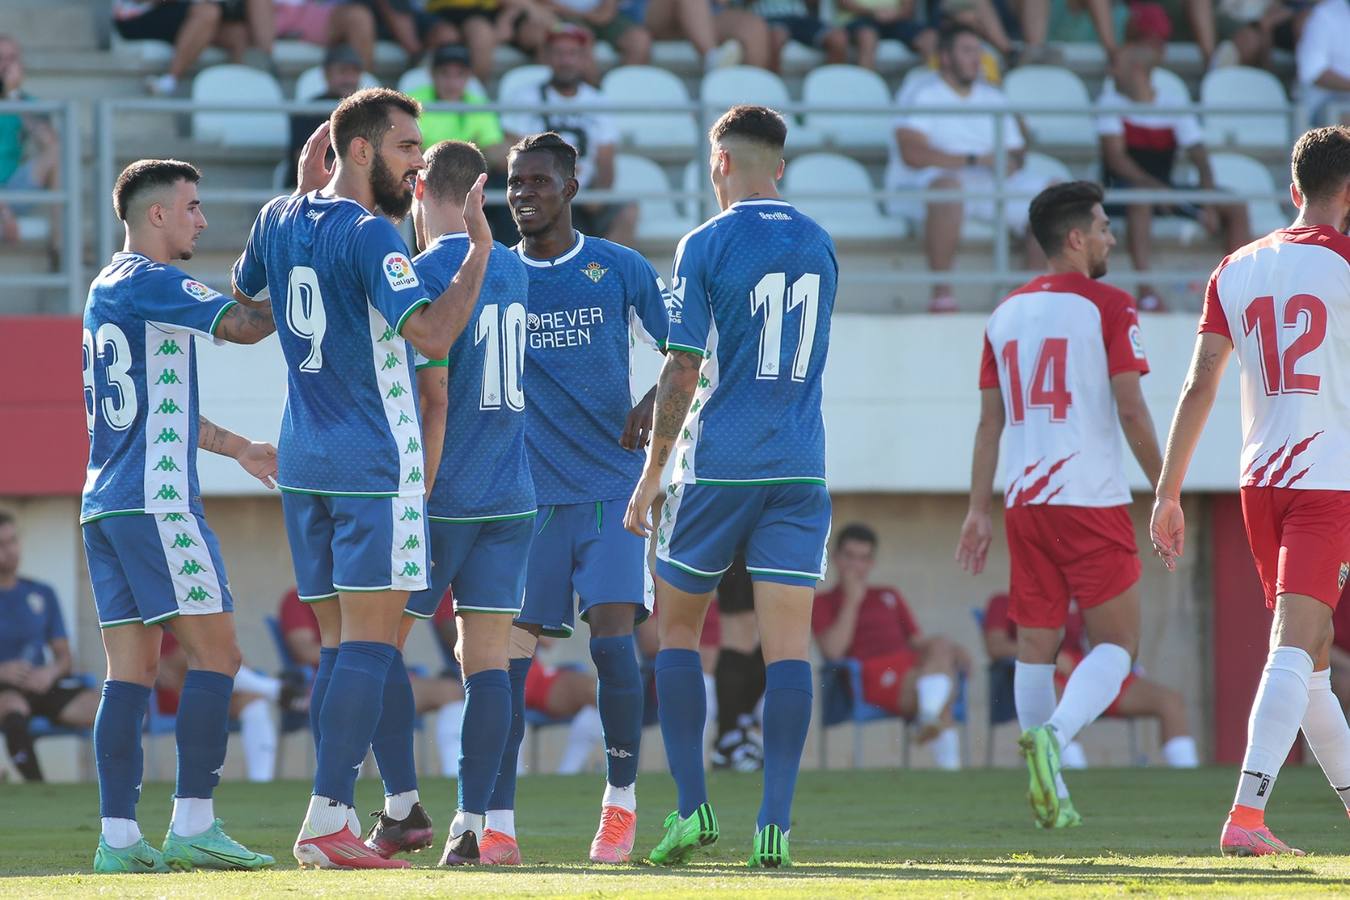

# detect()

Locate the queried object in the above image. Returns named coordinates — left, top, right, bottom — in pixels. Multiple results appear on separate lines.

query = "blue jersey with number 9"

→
left=233, top=192, right=431, bottom=497
left=665, top=199, right=837, bottom=485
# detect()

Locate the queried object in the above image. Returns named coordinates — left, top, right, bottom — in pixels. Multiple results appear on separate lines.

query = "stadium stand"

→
left=190, top=63, right=287, bottom=147
left=600, top=65, right=699, bottom=152
left=1200, top=64, right=1293, bottom=151
left=292, top=63, right=379, bottom=100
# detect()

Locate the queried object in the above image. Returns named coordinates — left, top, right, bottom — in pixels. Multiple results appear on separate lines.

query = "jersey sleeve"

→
left=810, top=592, right=840, bottom=636
left=625, top=252, right=669, bottom=350
left=140, top=268, right=238, bottom=342
left=664, top=232, right=712, bottom=356
left=355, top=217, right=432, bottom=336
left=1102, top=299, right=1149, bottom=377
left=1198, top=270, right=1232, bottom=341
left=231, top=199, right=275, bottom=300
left=978, top=333, right=1000, bottom=389
left=41, top=585, right=67, bottom=643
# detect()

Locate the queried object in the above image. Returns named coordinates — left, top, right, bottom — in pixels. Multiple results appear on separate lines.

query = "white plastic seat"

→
left=614, top=154, right=694, bottom=242
left=682, top=159, right=718, bottom=224
left=1151, top=66, right=1191, bottom=103
left=191, top=64, right=287, bottom=148
left=496, top=64, right=550, bottom=104
left=1201, top=66, right=1291, bottom=150
left=1002, top=65, right=1094, bottom=147
left=272, top=40, right=325, bottom=67
left=1209, top=151, right=1289, bottom=235
left=1020, top=150, right=1072, bottom=184
left=600, top=66, right=698, bottom=152
left=783, top=152, right=907, bottom=241
left=293, top=65, right=380, bottom=101
left=700, top=67, right=819, bottom=149
left=651, top=41, right=701, bottom=69
left=803, top=65, right=892, bottom=151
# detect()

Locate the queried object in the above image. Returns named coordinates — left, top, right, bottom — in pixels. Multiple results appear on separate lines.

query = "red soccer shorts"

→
left=524, top=662, right=563, bottom=713
left=1240, top=486, right=1350, bottom=610
left=1005, top=503, right=1140, bottom=629
left=859, top=650, right=918, bottom=715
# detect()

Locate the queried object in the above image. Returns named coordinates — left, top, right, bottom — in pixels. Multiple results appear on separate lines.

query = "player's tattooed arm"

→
left=624, top=349, right=701, bottom=537
left=214, top=298, right=276, bottom=344
left=199, top=415, right=278, bottom=488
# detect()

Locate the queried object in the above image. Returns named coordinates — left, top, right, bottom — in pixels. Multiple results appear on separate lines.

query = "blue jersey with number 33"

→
left=665, top=199, right=837, bottom=485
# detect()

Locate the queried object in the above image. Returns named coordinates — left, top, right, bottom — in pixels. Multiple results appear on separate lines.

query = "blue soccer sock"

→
left=590, top=634, right=642, bottom=790
left=487, top=656, right=532, bottom=813
left=309, top=646, right=337, bottom=750
left=458, top=668, right=511, bottom=815
left=758, top=659, right=813, bottom=831
left=371, top=650, right=417, bottom=798
left=94, top=680, right=151, bottom=820
left=655, top=648, right=707, bottom=818
left=174, top=669, right=234, bottom=799
left=314, top=641, right=395, bottom=806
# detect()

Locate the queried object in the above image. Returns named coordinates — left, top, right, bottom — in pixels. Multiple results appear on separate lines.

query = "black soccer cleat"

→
left=364, top=803, right=435, bottom=858
left=439, top=829, right=480, bottom=866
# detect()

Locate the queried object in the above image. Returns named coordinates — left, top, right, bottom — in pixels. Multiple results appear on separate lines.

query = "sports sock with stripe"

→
left=655, top=648, right=708, bottom=818
left=174, top=669, right=233, bottom=802
left=458, top=668, right=512, bottom=816
left=371, top=649, right=418, bottom=798
left=1301, top=667, right=1350, bottom=812
left=314, top=640, right=395, bottom=806
left=1232, top=645, right=1312, bottom=816
left=94, top=680, right=150, bottom=824
left=757, top=659, right=812, bottom=831
left=309, top=646, right=337, bottom=750
left=1046, top=643, right=1132, bottom=744
left=486, top=656, right=532, bottom=813
left=590, top=634, right=642, bottom=790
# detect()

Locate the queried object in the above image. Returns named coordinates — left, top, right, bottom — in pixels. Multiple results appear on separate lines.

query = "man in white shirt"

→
left=502, top=25, right=636, bottom=245
left=1296, top=0, right=1350, bottom=125
left=886, top=24, right=1052, bottom=313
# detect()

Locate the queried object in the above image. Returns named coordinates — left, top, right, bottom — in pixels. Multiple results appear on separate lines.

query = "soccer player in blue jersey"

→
left=493, top=131, right=669, bottom=864
left=82, top=159, right=278, bottom=874
left=231, top=88, right=495, bottom=870
left=626, top=105, right=837, bottom=868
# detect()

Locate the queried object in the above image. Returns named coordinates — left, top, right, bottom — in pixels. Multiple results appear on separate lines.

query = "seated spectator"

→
left=356, top=0, right=444, bottom=60
left=114, top=1, right=233, bottom=95
left=422, top=0, right=512, bottom=81
left=0, top=36, right=61, bottom=267
left=886, top=24, right=1052, bottom=313
left=813, top=523, right=971, bottom=770
left=285, top=43, right=365, bottom=186
left=837, top=0, right=936, bottom=73
left=272, top=0, right=377, bottom=69
left=546, top=0, right=654, bottom=67
left=1214, top=0, right=1313, bottom=70
left=641, top=0, right=773, bottom=70
left=503, top=25, right=637, bottom=245
left=983, top=592, right=1200, bottom=767
left=1097, top=12, right=1250, bottom=313
left=1067, top=0, right=1217, bottom=67
left=752, top=0, right=846, bottom=72
left=0, top=511, right=99, bottom=782
left=936, top=0, right=1017, bottom=64
left=1297, top=0, right=1350, bottom=125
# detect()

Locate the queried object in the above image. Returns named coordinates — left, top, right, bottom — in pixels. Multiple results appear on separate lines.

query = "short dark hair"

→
left=938, top=23, right=980, bottom=53
left=423, top=140, right=487, bottom=205
left=1028, top=180, right=1104, bottom=256
left=835, top=522, right=878, bottom=552
left=709, top=104, right=787, bottom=152
left=1291, top=126, right=1350, bottom=203
left=112, top=158, right=200, bottom=222
left=330, top=87, right=421, bottom=160
left=508, top=131, right=577, bottom=179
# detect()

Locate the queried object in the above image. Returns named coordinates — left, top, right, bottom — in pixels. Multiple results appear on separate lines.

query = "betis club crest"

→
left=582, top=261, right=608, bottom=283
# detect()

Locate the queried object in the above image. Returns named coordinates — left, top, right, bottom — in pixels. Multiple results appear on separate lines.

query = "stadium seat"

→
left=191, top=64, right=287, bottom=148
left=28, top=672, right=96, bottom=742
left=1002, top=65, right=1094, bottom=148
left=272, top=40, right=326, bottom=67
left=875, top=40, right=919, bottom=69
left=700, top=67, right=820, bottom=150
left=651, top=41, right=701, bottom=70
left=802, top=65, right=892, bottom=151
left=1021, top=150, right=1073, bottom=185
left=896, top=65, right=938, bottom=104
left=783, top=152, right=907, bottom=241
left=496, top=64, right=550, bottom=104
left=1150, top=66, right=1191, bottom=103
left=1200, top=66, right=1291, bottom=151
left=681, top=159, right=718, bottom=223
left=600, top=66, right=698, bottom=152
left=293, top=65, right=379, bottom=101
left=614, top=154, right=694, bottom=242
left=1208, top=151, right=1289, bottom=235
left=818, top=658, right=968, bottom=769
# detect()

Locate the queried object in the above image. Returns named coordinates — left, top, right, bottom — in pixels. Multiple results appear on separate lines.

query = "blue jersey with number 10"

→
left=665, top=199, right=837, bottom=485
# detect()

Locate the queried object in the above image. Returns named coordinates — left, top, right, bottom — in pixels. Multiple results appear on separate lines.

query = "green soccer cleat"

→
left=1019, top=724, right=1063, bottom=829
left=1036, top=796, right=1083, bottom=829
left=648, top=802, right=718, bottom=866
left=93, top=836, right=170, bottom=874
left=161, top=819, right=275, bottom=871
left=747, top=824, right=791, bottom=868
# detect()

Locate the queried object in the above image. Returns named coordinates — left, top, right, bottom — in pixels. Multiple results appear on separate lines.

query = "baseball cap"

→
left=323, top=44, right=363, bottom=69
left=1125, top=3, right=1172, bottom=45
left=430, top=44, right=472, bottom=69
left=546, top=23, right=592, bottom=47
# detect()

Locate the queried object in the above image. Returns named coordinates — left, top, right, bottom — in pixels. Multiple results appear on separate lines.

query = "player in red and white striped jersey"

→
left=1151, top=126, right=1350, bottom=857
left=958, top=180, right=1164, bottom=830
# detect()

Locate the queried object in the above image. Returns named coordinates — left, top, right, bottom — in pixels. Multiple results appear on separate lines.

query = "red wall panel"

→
left=0, top=316, right=87, bottom=495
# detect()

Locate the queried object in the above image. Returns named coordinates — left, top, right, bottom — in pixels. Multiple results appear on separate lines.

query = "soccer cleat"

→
left=439, top=829, right=480, bottom=866
left=161, top=819, right=275, bottom=871
left=648, top=802, right=718, bottom=866
left=93, top=836, right=170, bottom=874
left=294, top=825, right=411, bottom=869
left=747, top=824, right=792, bottom=868
left=1220, top=819, right=1305, bottom=857
left=1035, top=796, right=1083, bottom=830
left=1019, top=724, right=1063, bottom=829
left=590, top=805, right=637, bottom=863
left=364, top=803, right=434, bottom=858
left=479, top=828, right=522, bottom=865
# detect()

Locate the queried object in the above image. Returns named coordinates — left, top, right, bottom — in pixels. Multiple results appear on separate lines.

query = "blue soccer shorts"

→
left=281, top=491, right=430, bottom=600
left=405, top=514, right=537, bottom=619
left=83, top=511, right=235, bottom=628
left=519, top=499, right=652, bottom=637
left=655, top=482, right=832, bottom=595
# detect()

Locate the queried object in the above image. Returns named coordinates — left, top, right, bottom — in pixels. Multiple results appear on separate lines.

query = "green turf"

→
left=3, top=767, right=1349, bottom=896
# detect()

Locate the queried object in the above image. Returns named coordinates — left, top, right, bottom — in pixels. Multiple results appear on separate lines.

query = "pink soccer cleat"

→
left=589, top=806, right=636, bottom=863
left=294, top=825, right=412, bottom=869
left=479, top=829, right=522, bottom=866
left=1220, top=819, right=1305, bottom=857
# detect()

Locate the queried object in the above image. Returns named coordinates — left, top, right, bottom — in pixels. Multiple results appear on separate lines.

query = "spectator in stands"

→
left=641, top=0, right=773, bottom=70
left=285, top=43, right=364, bottom=186
left=114, top=1, right=232, bottom=95
left=423, top=0, right=515, bottom=81
left=886, top=24, right=1052, bottom=313
left=1297, top=0, right=1350, bottom=125
left=1097, top=13, right=1250, bottom=313
left=0, top=36, right=61, bottom=268
left=503, top=25, right=637, bottom=245
left=983, top=592, right=1200, bottom=767
left=1069, top=0, right=1217, bottom=68
left=837, top=0, right=936, bottom=72
left=546, top=0, right=654, bottom=67
left=813, top=523, right=971, bottom=770
left=1214, top=0, right=1312, bottom=70
left=271, top=0, right=377, bottom=69
left=0, top=511, right=99, bottom=782
left=356, top=0, right=443, bottom=61
left=751, top=0, right=846, bottom=72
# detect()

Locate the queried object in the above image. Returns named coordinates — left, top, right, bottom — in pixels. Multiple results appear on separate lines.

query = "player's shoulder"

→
left=998, top=271, right=1135, bottom=320
left=583, top=234, right=655, bottom=276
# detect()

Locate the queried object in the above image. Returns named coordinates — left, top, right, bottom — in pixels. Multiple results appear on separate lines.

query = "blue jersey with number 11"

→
left=665, top=199, right=837, bottom=485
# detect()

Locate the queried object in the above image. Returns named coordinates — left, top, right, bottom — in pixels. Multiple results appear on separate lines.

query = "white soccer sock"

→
left=1046, top=643, right=1132, bottom=745
left=1233, top=646, right=1313, bottom=813
left=486, top=809, right=516, bottom=837
left=451, top=810, right=485, bottom=838
left=558, top=705, right=604, bottom=775
left=238, top=697, right=277, bottom=782
left=1060, top=740, right=1089, bottom=769
left=602, top=781, right=636, bottom=811
left=1162, top=736, right=1200, bottom=768
left=703, top=672, right=718, bottom=746
left=437, top=701, right=465, bottom=777
left=233, top=667, right=281, bottom=702
left=916, top=673, right=953, bottom=724
left=929, top=727, right=960, bottom=770
left=385, top=789, right=419, bottom=820
left=303, top=794, right=352, bottom=837
left=1014, top=661, right=1070, bottom=798
left=101, top=817, right=142, bottom=849
left=1301, top=668, right=1350, bottom=811
left=170, top=796, right=214, bottom=837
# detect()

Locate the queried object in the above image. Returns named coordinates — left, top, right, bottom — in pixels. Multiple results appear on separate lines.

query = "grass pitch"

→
left=3, top=767, right=1350, bottom=896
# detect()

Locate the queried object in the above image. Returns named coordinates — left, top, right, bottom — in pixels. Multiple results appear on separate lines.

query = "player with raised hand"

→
left=492, top=131, right=668, bottom=865
left=82, top=159, right=277, bottom=874
left=956, top=180, right=1162, bottom=830
left=1150, top=126, right=1350, bottom=857
left=626, top=105, right=837, bottom=869
left=231, top=88, right=494, bottom=870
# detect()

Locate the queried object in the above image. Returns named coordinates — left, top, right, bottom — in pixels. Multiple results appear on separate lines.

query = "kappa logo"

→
left=382, top=252, right=419, bottom=291
left=182, top=279, right=213, bottom=302
left=581, top=261, right=608, bottom=284
left=1340, top=561, right=1349, bottom=591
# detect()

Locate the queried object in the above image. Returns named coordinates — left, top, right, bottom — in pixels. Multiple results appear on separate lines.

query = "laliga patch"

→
left=182, top=279, right=214, bottom=302
left=382, top=252, right=419, bottom=291
left=1129, top=323, right=1146, bottom=359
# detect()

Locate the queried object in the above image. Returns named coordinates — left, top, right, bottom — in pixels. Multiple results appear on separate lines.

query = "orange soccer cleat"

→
left=478, top=828, right=522, bottom=866
left=589, top=806, right=637, bottom=863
